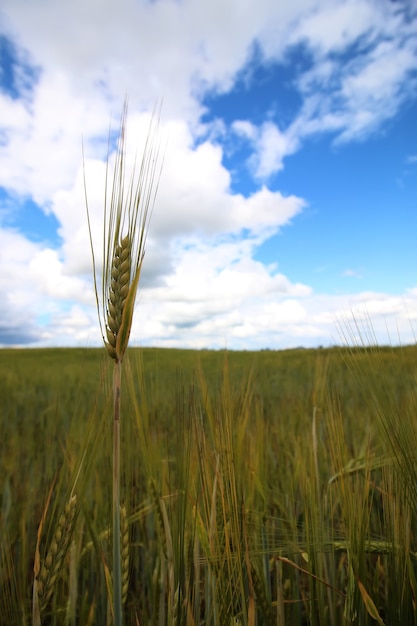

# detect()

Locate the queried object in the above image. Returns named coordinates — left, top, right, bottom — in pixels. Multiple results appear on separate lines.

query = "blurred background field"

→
left=1, top=345, right=417, bottom=625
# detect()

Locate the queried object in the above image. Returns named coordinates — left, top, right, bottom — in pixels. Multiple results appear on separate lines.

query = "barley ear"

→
left=36, top=495, right=78, bottom=612
left=85, top=98, right=162, bottom=364
left=120, top=504, right=129, bottom=607
left=115, top=259, right=143, bottom=361
left=33, top=481, right=55, bottom=625
left=149, top=480, right=168, bottom=559
left=105, top=235, right=132, bottom=361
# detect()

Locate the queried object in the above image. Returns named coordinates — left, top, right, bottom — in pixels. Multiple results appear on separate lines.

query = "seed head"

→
left=85, top=98, right=162, bottom=362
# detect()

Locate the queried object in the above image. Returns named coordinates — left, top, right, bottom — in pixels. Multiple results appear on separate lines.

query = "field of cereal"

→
left=1, top=345, right=417, bottom=625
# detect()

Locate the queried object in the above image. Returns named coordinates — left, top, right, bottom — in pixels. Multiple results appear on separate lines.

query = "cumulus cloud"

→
left=0, top=0, right=416, bottom=348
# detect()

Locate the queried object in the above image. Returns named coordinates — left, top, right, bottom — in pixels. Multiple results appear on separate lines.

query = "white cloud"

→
left=287, top=0, right=379, bottom=56
left=232, top=119, right=300, bottom=178
left=246, top=122, right=301, bottom=179
left=1, top=212, right=416, bottom=349
left=0, top=0, right=416, bottom=349
left=29, top=248, right=91, bottom=304
left=209, top=1, right=417, bottom=177
left=343, top=269, right=363, bottom=279
left=232, top=120, right=258, bottom=142
left=53, top=115, right=305, bottom=281
left=131, top=286, right=417, bottom=350
left=266, top=2, right=417, bottom=158
left=1, top=0, right=416, bottom=185
left=0, top=71, right=111, bottom=204
left=0, top=229, right=42, bottom=344
left=0, top=226, right=97, bottom=345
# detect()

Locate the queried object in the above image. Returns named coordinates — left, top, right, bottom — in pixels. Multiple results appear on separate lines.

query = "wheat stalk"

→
left=85, top=98, right=162, bottom=626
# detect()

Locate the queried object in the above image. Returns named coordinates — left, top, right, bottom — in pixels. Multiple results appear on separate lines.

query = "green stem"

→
left=113, top=359, right=122, bottom=626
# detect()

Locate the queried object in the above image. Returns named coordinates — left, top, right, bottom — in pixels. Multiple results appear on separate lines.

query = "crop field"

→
left=1, top=344, right=417, bottom=625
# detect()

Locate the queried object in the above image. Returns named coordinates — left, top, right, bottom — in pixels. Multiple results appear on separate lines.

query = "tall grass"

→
left=1, top=345, right=417, bottom=624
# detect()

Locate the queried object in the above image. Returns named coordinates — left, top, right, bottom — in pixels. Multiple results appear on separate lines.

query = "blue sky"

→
left=0, top=0, right=417, bottom=350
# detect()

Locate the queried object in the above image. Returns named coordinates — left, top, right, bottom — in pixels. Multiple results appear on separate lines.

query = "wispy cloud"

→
left=229, top=0, right=417, bottom=173
left=343, top=269, right=363, bottom=279
left=232, top=120, right=300, bottom=179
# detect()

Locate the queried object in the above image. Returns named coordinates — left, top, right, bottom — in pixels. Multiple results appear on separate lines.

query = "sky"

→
left=0, top=0, right=417, bottom=351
